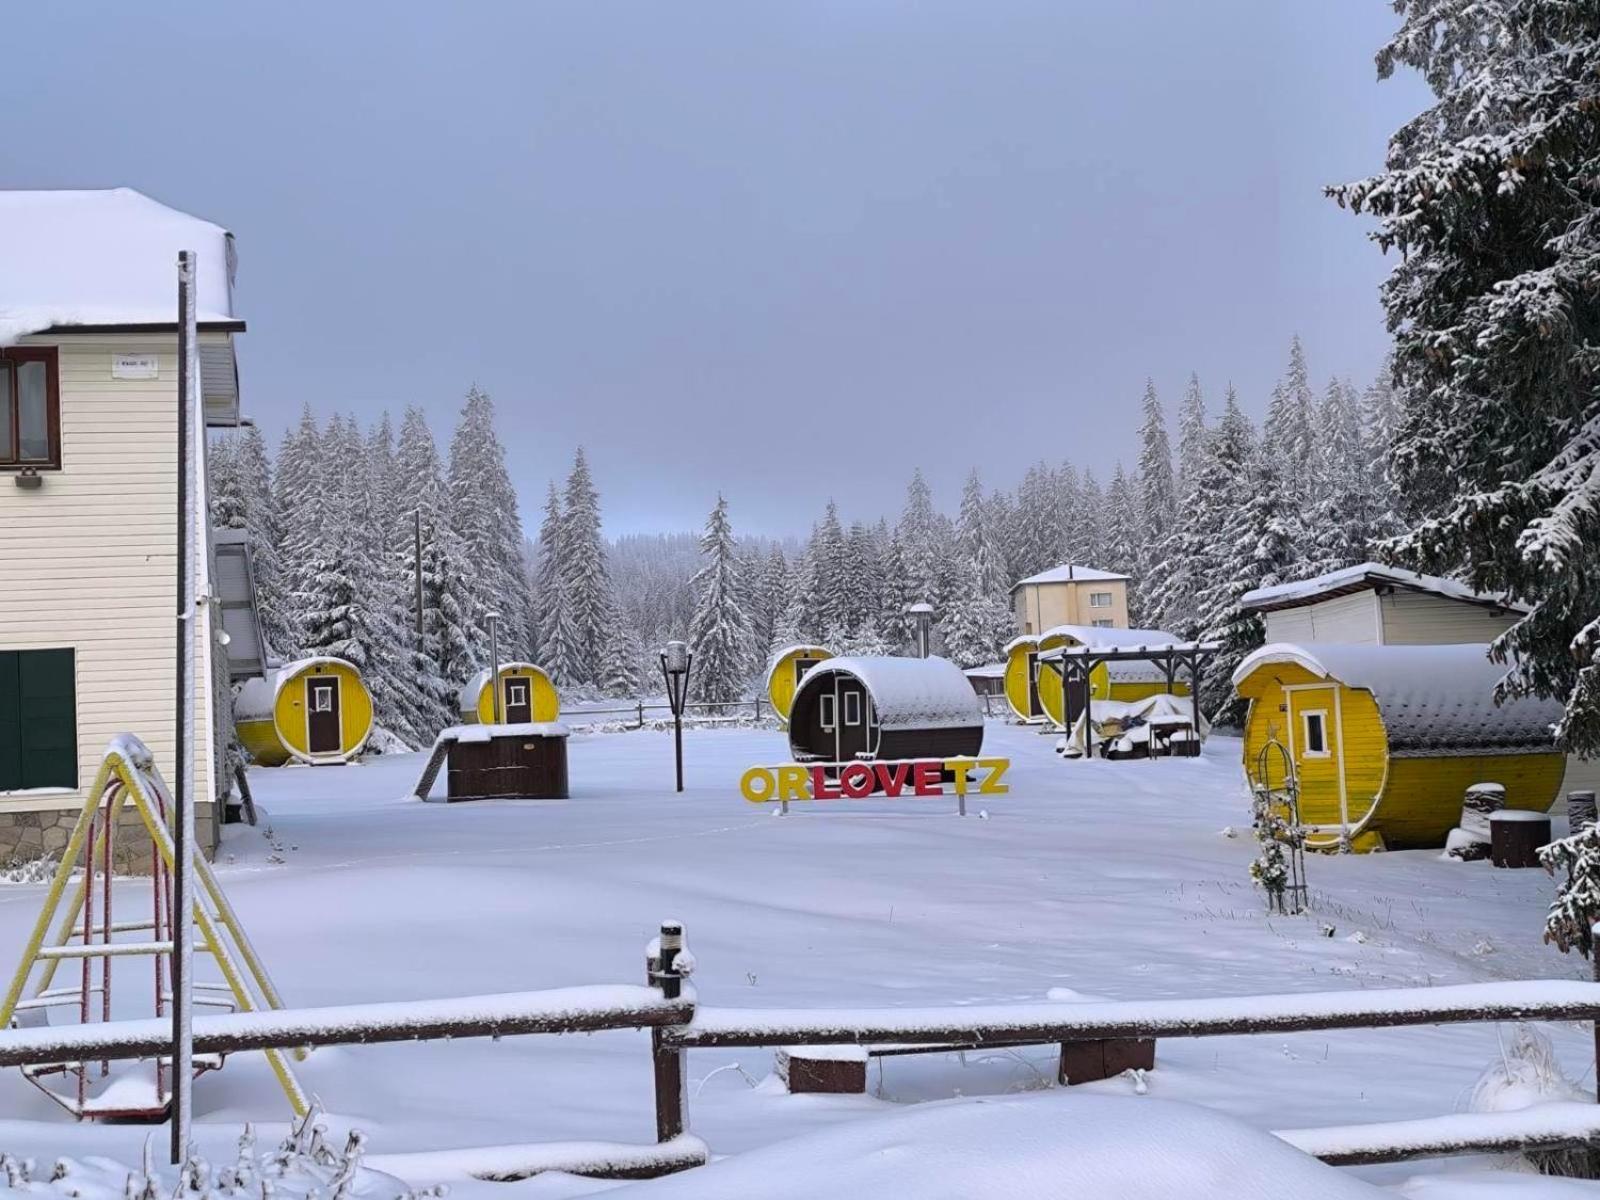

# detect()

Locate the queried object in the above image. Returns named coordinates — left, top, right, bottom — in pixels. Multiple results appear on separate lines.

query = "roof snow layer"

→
left=1240, top=562, right=1526, bottom=614
left=0, top=188, right=236, bottom=345
left=1233, top=643, right=1562, bottom=757
left=1012, top=563, right=1128, bottom=589
left=795, top=655, right=981, bottom=731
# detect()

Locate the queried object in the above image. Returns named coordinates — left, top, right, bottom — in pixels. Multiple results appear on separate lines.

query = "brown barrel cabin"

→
left=787, top=655, right=984, bottom=763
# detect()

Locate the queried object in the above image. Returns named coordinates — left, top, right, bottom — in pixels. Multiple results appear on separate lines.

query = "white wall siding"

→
left=1379, top=591, right=1520, bottom=646
left=0, top=333, right=219, bottom=813
left=1264, top=593, right=1378, bottom=645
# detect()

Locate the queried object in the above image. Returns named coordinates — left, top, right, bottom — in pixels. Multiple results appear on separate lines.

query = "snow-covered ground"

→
left=0, top=721, right=1593, bottom=1197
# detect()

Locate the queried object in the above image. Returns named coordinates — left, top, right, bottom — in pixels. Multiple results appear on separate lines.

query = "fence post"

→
left=637, top=700, right=645, bottom=730
left=649, top=920, right=688, bottom=1142
left=754, top=695, right=763, bottom=722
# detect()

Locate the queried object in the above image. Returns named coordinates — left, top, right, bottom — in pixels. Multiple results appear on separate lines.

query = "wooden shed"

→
left=787, top=655, right=983, bottom=763
left=1035, top=626, right=1191, bottom=728
left=1233, top=643, right=1565, bottom=852
left=457, top=662, right=560, bottom=726
left=765, top=644, right=833, bottom=724
left=235, top=657, right=374, bottom=766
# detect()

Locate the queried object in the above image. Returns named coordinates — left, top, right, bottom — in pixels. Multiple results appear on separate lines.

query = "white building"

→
left=0, top=189, right=249, bottom=864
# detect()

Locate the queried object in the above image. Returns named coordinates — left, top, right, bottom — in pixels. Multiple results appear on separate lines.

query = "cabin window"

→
left=0, top=348, right=61, bottom=470
left=311, top=685, right=335, bottom=713
left=819, top=693, right=836, bottom=731
left=1301, top=710, right=1330, bottom=758
left=844, top=691, right=861, bottom=726
left=1089, top=591, right=1113, bottom=608
left=506, top=682, right=528, bottom=707
left=0, top=648, right=77, bottom=791
left=1092, top=619, right=1114, bottom=628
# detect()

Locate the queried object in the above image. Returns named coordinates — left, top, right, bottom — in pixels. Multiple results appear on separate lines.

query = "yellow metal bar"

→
left=0, top=755, right=120, bottom=1027
left=126, top=763, right=308, bottom=1114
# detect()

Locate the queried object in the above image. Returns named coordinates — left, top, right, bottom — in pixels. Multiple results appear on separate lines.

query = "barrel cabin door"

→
left=833, top=677, right=872, bottom=763
left=1063, top=675, right=1089, bottom=726
left=1025, top=652, right=1043, bottom=718
left=1287, top=684, right=1345, bottom=833
left=502, top=678, right=532, bottom=724
left=306, top=676, right=342, bottom=756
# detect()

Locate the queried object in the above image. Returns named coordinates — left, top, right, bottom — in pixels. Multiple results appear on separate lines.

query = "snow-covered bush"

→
left=1469, top=1024, right=1594, bottom=1178
left=1540, top=824, right=1600, bottom=957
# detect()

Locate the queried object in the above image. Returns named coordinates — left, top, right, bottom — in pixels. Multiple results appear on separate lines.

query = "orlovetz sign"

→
left=740, top=758, right=1010, bottom=803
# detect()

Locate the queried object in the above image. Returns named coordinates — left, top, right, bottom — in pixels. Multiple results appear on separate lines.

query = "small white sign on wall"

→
left=112, top=354, right=159, bottom=380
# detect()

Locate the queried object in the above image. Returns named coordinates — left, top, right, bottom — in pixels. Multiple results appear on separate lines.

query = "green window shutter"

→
left=17, top=649, right=76, bottom=789
left=0, top=653, right=19, bottom=791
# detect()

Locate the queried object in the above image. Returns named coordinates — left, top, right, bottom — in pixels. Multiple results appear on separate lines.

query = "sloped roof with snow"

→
left=1232, top=643, right=1562, bottom=757
left=1240, top=562, right=1526, bottom=615
left=0, top=188, right=237, bottom=344
left=1011, top=564, right=1129, bottom=590
left=1038, top=627, right=1188, bottom=684
left=795, top=655, right=981, bottom=730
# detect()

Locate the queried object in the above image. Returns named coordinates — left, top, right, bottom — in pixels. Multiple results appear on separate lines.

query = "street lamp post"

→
left=486, top=611, right=503, bottom=724
left=660, top=640, right=692, bottom=793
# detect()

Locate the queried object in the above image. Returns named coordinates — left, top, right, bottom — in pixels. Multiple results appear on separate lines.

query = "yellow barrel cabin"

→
left=766, top=645, right=833, bottom=724
left=235, top=657, right=374, bottom=766
left=1003, top=636, right=1044, bottom=722
left=1232, top=643, right=1566, bottom=852
left=457, top=662, right=560, bottom=725
left=1034, top=626, right=1191, bottom=728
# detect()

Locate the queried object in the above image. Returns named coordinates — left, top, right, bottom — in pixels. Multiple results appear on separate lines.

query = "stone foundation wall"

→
left=0, top=803, right=218, bottom=876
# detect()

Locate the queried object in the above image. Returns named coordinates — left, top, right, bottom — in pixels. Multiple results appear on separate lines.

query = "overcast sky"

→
left=3, top=3, right=1428, bottom=537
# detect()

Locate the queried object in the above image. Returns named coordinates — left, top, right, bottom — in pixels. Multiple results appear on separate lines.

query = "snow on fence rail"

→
left=5, top=922, right=1600, bottom=1181
left=661, top=979, right=1600, bottom=1048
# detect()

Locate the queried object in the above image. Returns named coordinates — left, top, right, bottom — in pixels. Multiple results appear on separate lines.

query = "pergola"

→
left=1037, top=641, right=1219, bottom=758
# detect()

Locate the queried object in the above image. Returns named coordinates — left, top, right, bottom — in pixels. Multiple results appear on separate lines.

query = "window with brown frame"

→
left=0, top=348, right=61, bottom=470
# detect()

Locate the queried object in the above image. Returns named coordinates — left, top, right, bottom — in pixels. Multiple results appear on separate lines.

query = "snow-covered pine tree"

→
left=1331, top=1, right=1600, bottom=754
left=1102, top=464, right=1142, bottom=589
left=1009, top=463, right=1061, bottom=579
left=1136, top=380, right=1178, bottom=616
left=897, top=469, right=947, bottom=607
left=1303, top=378, right=1382, bottom=576
left=837, top=520, right=882, bottom=636
left=1077, top=470, right=1107, bottom=569
left=557, top=447, right=612, bottom=686
left=876, top=533, right=916, bottom=652
left=956, top=470, right=1008, bottom=598
left=392, top=406, right=471, bottom=734
left=598, top=602, right=644, bottom=698
left=273, top=404, right=325, bottom=652
left=534, top=482, right=584, bottom=685
left=1541, top=824, right=1600, bottom=958
left=1054, top=463, right=1086, bottom=567
left=448, top=387, right=532, bottom=663
left=1175, top=374, right=1209, bottom=498
left=1200, top=441, right=1299, bottom=723
left=1262, top=337, right=1317, bottom=496
left=688, top=495, right=754, bottom=709
left=212, top=424, right=295, bottom=661
left=937, top=572, right=1017, bottom=669
left=752, top=545, right=789, bottom=652
left=984, top=486, right=1019, bottom=588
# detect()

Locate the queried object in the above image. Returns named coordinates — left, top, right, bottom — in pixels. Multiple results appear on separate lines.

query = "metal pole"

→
left=487, top=612, right=503, bottom=724
left=649, top=921, right=687, bottom=1142
left=171, top=250, right=198, bottom=1165
left=414, top=510, right=424, bottom=648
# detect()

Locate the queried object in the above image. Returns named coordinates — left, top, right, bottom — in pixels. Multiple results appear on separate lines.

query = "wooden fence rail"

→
left=4, top=922, right=1600, bottom=1181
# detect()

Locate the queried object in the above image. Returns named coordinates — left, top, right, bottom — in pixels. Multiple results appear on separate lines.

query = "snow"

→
left=793, top=656, right=981, bottom=730
left=1239, top=563, right=1527, bottom=615
left=963, top=662, right=1005, bottom=680
left=0, top=722, right=1595, bottom=1197
left=433, top=722, right=569, bottom=746
left=1233, top=644, right=1564, bottom=755
left=1037, top=624, right=1181, bottom=650
left=598, top=1093, right=1387, bottom=1198
left=1010, top=564, right=1130, bottom=587
left=0, top=189, right=236, bottom=345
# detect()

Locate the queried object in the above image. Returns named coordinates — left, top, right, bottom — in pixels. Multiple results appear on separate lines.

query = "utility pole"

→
left=171, top=251, right=198, bottom=1165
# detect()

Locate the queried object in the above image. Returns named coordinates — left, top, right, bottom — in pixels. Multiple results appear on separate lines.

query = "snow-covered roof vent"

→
left=1011, top=564, right=1128, bottom=590
left=1240, top=562, right=1526, bottom=615
left=796, top=655, right=982, bottom=731
left=0, top=188, right=237, bottom=345
left=1232, top=642, right=1562, bottom=756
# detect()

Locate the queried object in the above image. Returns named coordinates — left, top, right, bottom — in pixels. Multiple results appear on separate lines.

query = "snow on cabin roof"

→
left=795, top=655, right=982, bottom=731
left=234, top=657, right=357, bottom=723
left=964, top=662, right=1006, bottom=679
left=1011, top=564, right=1129, bottom=590
left=0, top=188, right=238, bottom=345
left=457, top=662, right=549, bottom=712
left=1239, top=562, right=1526, bottom=615
left=1232, top=642, right=1563, bottom=757
left=1039, top=625, right=1179, bottom=650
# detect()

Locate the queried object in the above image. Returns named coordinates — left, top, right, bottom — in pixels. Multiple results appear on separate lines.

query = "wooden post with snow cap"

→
left=1592, top=921, right=1600, bottom=1106
left=649, top=920, right=689, bottom=1141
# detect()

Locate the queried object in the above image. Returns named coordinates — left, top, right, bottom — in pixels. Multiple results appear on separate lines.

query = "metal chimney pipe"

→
left=909, top=602, right=934, bottom=658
